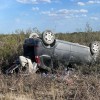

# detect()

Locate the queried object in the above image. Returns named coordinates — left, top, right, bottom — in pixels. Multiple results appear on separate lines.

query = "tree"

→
left=85, top=22, right=92, bottom=32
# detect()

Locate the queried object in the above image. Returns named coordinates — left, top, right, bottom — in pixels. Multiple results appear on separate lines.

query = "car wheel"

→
left=90, top=41, right=99, bottom=55
left=42, top=30, right=55, bottom=45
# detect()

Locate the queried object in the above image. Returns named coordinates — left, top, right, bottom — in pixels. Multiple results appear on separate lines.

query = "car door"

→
left=70, top=44, right=92, bottom=64
left=54, top=40, right=71, bottom=66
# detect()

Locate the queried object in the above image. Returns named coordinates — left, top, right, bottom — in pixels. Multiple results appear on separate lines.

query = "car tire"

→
left=90, top=41, right=99, bottom=55
left=42, top=30, right=55, bottom=45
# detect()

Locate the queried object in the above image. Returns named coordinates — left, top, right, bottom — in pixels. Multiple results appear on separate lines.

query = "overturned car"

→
left=6, top=30, right=100, bottom=74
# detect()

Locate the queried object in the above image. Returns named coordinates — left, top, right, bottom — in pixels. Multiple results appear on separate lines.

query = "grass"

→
left=0, top=70, right=100, bottom=100
left=0, top=30, right=100, bottom=100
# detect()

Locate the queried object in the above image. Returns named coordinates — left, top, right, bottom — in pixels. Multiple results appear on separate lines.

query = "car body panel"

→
left=54, top=39, right=92, bottom=65
left=5, top=31, right=99, bottom=74
left=23, top=37, right=93, bottom=71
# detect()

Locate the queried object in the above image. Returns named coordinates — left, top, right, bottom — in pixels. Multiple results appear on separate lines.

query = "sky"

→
left=0, top=0, right=100, bottom=33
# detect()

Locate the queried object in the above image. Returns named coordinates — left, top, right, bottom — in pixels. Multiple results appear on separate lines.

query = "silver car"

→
left=5, top=30, right=100, bottom=74
left=23, top=30, right=99, bottom=71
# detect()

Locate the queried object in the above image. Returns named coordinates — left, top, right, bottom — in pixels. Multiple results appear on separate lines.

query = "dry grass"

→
left=1, top=30, right=100, bottom=100
left=0, top=69, right=100, bottom=100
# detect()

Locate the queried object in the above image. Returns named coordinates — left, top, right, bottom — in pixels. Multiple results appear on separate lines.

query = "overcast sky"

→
left=0, top=0, right=100, bottom=33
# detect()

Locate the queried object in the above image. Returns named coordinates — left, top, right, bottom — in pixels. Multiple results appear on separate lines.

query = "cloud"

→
left=82, top=14, right=87, bottom=17
left=16, top=0, right=39, bottom=4
left=57, top=9, right=88, bottom=14
left=16, top=0, right=54, bottom=4
left=77, top=0, right=100, bottom=6
left=77, top=2, right=85, bottom=6
left=32, top=7, right=39, bottom=11
left=16, top=0, right=30, bottom=4
left=41, top=9, right=88, bottom=19
left=90, top=17, right=99, bottom=20
left=41, top=11, right=57, bottom=16
left=88, top=1, right=94, bottom=4
left=87, top=0, right=100, bottom=4
left=80, top=9, right=88, bottom=13
left=40, top=0, right=51, bottom=3
left=65, top=14, right=87, bottom=19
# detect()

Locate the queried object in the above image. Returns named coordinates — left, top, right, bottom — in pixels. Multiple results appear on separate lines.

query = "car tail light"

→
left=35, top=56, right=40, bottom=65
